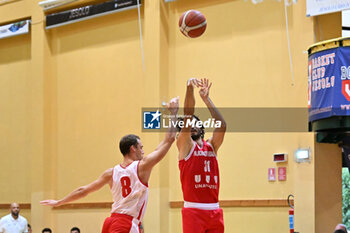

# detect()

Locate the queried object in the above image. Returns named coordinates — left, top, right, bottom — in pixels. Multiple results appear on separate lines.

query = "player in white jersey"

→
left=40, top=97, right=179, bottom=233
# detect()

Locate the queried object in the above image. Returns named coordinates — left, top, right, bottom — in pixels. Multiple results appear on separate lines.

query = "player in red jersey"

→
left=177, top=78, right=226, bottom=233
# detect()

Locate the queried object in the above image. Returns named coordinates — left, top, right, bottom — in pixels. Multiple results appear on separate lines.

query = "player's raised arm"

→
left=184, top=78, right=199, bottom=117
left=40, top=168, right=113, bottom=207
left=177, top=78, right=199, bottom=159
left=138, top=97, right=179, bottom=182
left=199, top=78, right=226, bottom=154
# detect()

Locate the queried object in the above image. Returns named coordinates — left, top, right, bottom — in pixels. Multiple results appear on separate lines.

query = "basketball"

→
left=179, top=10, right=207, bottom=38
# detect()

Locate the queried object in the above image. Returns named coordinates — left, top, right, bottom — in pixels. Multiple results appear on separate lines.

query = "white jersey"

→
left=111, top=160, right=148, bottom=222
left=0, top=214, right=28, bottom=233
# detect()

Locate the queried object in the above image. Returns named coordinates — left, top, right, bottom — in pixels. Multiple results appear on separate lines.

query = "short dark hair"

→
left=335, top=230, right=347, bottom=233
left=119, top=134, right=140, bottom=155
left=70, top=227, right=80, bottom=233
left=176, top=115, right=205, bottom=138
left=42, top=228, right=52, bottom=233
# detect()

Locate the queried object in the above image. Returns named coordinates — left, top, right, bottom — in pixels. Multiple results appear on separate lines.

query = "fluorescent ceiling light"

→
left=38, top=0, right=78, bottom=10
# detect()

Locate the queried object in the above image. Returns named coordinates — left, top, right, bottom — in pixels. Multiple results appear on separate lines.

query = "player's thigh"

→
left=182, top=208, right=207, bottom=233
left=206, top=225, right=224, bottom=233
left=207, top=209, right=224, bottom=233
left=109, top=216, right=133, bottom=233
left=101, top=217, right=112, bottom=233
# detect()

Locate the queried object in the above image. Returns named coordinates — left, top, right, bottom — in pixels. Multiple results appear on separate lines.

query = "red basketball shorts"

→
left=101, top=213, right=140, bottom=233
left=182, top=207, right=224, bottom=233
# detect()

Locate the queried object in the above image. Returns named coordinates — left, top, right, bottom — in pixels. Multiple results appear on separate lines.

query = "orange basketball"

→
left=179, top=10, right=207, bottom=38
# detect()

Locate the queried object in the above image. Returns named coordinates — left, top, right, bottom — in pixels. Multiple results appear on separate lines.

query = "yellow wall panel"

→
left=0, top=34, right=31, bottom=203
left=51, top=11, right=144, bottom=201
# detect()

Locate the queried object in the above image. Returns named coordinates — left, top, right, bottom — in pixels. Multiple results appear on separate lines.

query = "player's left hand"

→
left=199, top=78, right=212, bottom=100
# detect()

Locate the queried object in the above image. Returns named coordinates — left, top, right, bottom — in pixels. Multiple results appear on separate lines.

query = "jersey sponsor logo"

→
left=193, top=150, right=215, bottom=157
left=195, top=183, right=218, bottom=189
left=206, top=175, right=210, bottom=183
left=193, top=175, right=218, bottom=189
left=194, top=175, right=201, bottom=183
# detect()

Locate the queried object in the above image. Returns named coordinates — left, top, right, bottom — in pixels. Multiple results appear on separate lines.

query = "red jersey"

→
left=179, top=139, right=220, bottom=207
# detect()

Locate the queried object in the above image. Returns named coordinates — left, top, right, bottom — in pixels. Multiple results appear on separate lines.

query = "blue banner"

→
left=308, top=46, right=350, bottom=122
